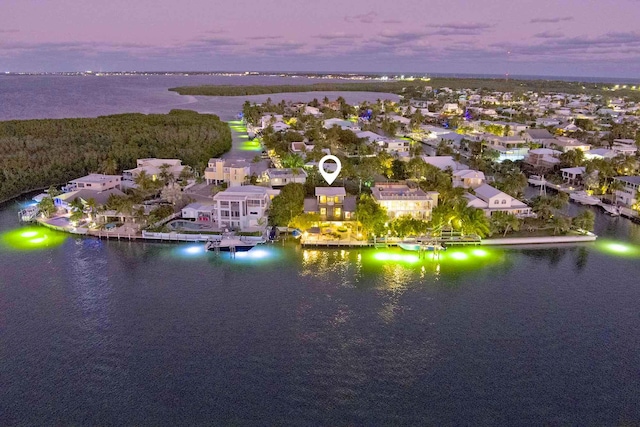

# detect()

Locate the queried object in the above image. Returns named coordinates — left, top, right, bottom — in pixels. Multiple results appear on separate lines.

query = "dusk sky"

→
left=2, top=0, right=640, bottom=78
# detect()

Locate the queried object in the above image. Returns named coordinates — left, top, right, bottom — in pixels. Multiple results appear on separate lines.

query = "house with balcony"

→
left=181, top=203, right=216, bottom=222
left=452, top=170, right=486, bottom=189
left=371, top=182, right=438, bottom=220
left=613, top=176, right=640, bottom=207
left=204, top=158, right=251, bottom=187
left=303, top=187, right=356, bottom=222
left=561, top=167, right=586, bottom=185
left=466, top=184, right=533, bottom=217
left=212, top=185, right=275, bottom=231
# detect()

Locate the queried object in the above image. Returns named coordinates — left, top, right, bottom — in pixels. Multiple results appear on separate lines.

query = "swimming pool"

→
left=167, top=220, right=214, bottom=231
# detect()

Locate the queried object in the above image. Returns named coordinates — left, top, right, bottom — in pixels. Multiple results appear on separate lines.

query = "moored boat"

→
left=205, top=237, right=258, bottom=252
left=569, top=191, right=600, bottom=205
left=398, top=242, right=446, bottom=251
left=600, top=204, right=620, bottom=216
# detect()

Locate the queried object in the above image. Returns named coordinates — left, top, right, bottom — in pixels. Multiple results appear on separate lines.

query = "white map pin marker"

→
left=318, top=155, right=341, bottom=185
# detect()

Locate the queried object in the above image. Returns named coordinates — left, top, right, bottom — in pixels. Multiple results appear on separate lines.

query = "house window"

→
left=494, top=200, right=500, bottom=205
left=502, top=200, right=507, bottom=205
left=334, top=208, right=341, bottom=218
left=334, top=196, right=340, bottom=203
left=320, top=208, right=326, bottom=215
left=345, top=212, right=351, bottom=219
left=320, top=195, right=327, bottom=204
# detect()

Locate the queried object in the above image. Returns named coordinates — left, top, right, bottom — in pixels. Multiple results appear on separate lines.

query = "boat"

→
left=569, top=191, right=600, bottom=205
left=600, top=204, right=620, bottom=216
left=528, top=175, right=546, bottom=186
left=18, top=205, right=39, bottom=222
left=398, top=242, right=446, bottom=251
left=205, top=237, right=258, bottom=252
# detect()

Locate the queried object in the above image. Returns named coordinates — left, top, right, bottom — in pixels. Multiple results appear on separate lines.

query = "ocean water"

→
left=0, top=75, right=398, bottom=122
left=1, top=200, right=640, bottom=425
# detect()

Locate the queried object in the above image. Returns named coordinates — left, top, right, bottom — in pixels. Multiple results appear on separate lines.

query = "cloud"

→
left=530, top=16, right=573, bottom=23
left=381, top=19, right=402, bottom=24
left=247, top=35, right=283, bottom=41
left=533, top=31, right=565, bottom=39
left=0, top=29, right=19, bottom=33
left=344, top=11, right=377, bottom=24
left=314, top=33, right=362, bottom=40
left=426, top=22, right=493, bottom=36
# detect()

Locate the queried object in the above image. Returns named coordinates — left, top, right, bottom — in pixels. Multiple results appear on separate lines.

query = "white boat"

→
left=569, top=191, right=600, bottom=205
left=398, top=242, right=445, bottom=252
left=600, top=204, right=620, bottom=216
left=528, top=175, right=546, bottom=186
left=19, top=205, right=39, bottom=222
left=205, top=237, right=258, bottom=252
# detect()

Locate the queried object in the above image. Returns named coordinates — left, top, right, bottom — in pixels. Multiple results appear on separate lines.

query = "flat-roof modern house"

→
left=65, top=174, right=122, bottom=192
left=613, top=176, right=640, bottom=207
left=303, top=187, right=356, bottom=222
left=524, top=148, right=562, bottom=169
left=181, top=203, right=216, bottom=222
left=212, top=185, right=274, bottom=231
left=205, top=158, right=251, bottom=187
left=561, top=167, right=586, bottom=185
left=484, top=136, right=530, bottom=162
left=371, top=182, right=438, bottom=220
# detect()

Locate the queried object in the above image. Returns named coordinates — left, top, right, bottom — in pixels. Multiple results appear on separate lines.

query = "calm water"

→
left=0, top=75, right=398, bottom=122
left=2, top=200, right=640, bottom=425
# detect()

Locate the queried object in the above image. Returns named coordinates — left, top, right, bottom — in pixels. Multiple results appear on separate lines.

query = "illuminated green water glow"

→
left=369, top=246, right=504, bottom=271
left=595, top=240, right=640, bottom=258
left=1, top=226, right=68, bottom=251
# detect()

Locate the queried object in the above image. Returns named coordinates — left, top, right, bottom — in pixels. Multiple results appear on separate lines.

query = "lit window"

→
left=320, top=195, right=327, bottom=203
left=334, top=208, right=341, bottom=218
left=334, top=196, right=340, bottom=203
left=320, top=208, right=326, bottom=215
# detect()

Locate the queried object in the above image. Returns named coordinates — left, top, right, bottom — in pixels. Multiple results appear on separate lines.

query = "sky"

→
left=2, top=0, right=640, bottom=78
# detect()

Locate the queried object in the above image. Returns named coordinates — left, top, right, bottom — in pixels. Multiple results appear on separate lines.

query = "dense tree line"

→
left=169, top=78, right=640, bottom=102
left=0, top=110, right=231, bottom=202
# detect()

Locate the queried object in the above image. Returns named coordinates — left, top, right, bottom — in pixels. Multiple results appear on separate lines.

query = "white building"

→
left=560, top=167, right=586, bottom=185
left=467, top=184, right=533, bottom=217
left=123, top=158, right=184, bottom=182
left=212, top=186, right=275, bottom=231
left=65, top=174, right=122, bottom=192
left=263, top=168, right=307, bottom=187
left=421, top=155, right=465, bottom=171
left=181, top=203, right=216, bottom=222
left=323, top=118, right=360, bottom=131
left=371, top=182, right=438, bottom=220
left=613, top=176, right=640, bottom=207
left=452, top=170, right=486, bottom=189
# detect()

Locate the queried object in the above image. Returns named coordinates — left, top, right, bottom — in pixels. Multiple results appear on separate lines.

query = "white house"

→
left=123, top=158, right=185, bottom=182
left=65, top=174, right=122, bottom=192
left=524, top=148, right=562, bottom=169
left=212, top=185, right=275, bottom=231
left=181, top=203, right=217, bottom=222
left=613, top=176, right=640, bottom=207
left=260, top=114, right=284, bottom=129
left=452, top=170, right=486, bottom=189
left=371, top=182, right=438, bottom=220
left=485, top=136, right=530, bottom=162
left=584, top=148, right=617, bottom=160
left=421, top=155, right=465, bottom=171
left=379, top=139, right=410, bottom=154
left=263, top=168, right=307, bottom=187
left=467, top=184, right=533, bottom=217
left=323, top=118, right=360, bottom=131
left=560, top=167, right=586, bottom=185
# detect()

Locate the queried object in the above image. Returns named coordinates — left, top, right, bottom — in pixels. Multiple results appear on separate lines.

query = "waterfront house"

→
left=371, top=182, right=438, bottom=220
left=467, top=184, right=533, bottom=217
left=612, top=139, right=638, bottom=156
left=523, top=129, right=556, bottom=147
left=123, top=158, right=185, bottom=182
left=303, top=187, right=356, bottom=222
left=452, top=170, right=486, bottom=189
left=65, top=174, right=122, bottom=192
left=551, top=137, right=591, bottom=152
left=204, top=158, right=251, bottom=187
left=613, top=176, right=640, bottom=207
left=584, top=148, right=617, bottom=160
left=561, top=167, right=586, bottom=185
left=323, top=118, right=360, bottom=131
left=54, top=188, right=125, bottom=212
left=260, top=114, right=284, bottom=129
left=421, top=156, right=465, bottom=171
left=212, top=185, right=274, bottom=231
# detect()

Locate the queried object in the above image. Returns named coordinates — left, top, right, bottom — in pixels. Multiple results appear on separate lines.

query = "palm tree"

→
left=84, top=198, right=98, bottom=221
left=551, top=216, right=571, bottom=235
left=158, top=163, right=174, bottom=186
left=38, top=197, right=56, bottom=218
left=459, top=207, right=491, bottom=237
